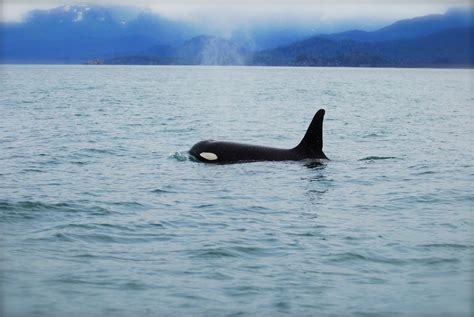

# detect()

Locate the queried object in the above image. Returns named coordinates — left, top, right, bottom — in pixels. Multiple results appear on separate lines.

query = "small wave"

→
left=70, top=161, right=88, bottom=166
left=21, top=168, right=45, bottom=173
left=0, top=201, right=72, bottom=213
left=359, top=156, right=399, bottom=161
left=50, top=232, right=80, bottom=242
left=362, top=132, right=387, bottom=138
left=53, top=223, right=135, bottom=232
left=163, top=127, right=196, bottom=133
left=192, top=248, right=238, bottom=259
left=194, top=203, right=217, bottom=209
left=151, top=188, right=171, bottom=194
left=107, top=201, right=147, bottom=209
left=50, top=275, right=122, bottom=287
left=303, top=160, right=326, bottom=169
left=389, top=194, right=444, bottom=204
left=412, top=170, right=436, bottom=175
left=71, top=147, right=128, bottom=160
left=151, top=185, right=176, bottom=194
left=328, top=252, right=459, bottom=265
left=168, top=151, right=191, bottom=162
left=0, top=200, right=112, bottom=222
left=232, top=246, right=265, bottom=255
left=322, top=89, right=336, bottom=96
left=71, top=254, right=155, bottom=262
left=122, top=281, right=148, bottom=290
left=192, top=246, right=266, bottom=259
left=420, top=243, right=472, bottom=250
left=36, top=158, right=62, bottom=166
left=288, top=232, right=323, bottom=237
left=82, top=148, right=116, bottom=155
left=40, top=232, right=157, bottom=244
left=134, top=222, right=165, bottom=229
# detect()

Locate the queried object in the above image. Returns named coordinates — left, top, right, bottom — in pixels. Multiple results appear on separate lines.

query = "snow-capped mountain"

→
left=0, top=5, right=472, bottom=65
left=1, top=5, right=197, bottom=62
left=26, top=5, right=115, bottom=25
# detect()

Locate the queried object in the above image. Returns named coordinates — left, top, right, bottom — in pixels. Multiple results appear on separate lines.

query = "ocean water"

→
left=0, top=65, right=472, bottom=316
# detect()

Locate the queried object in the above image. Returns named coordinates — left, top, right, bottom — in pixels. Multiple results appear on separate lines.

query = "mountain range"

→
left=253, top=27, right=473, bottom=67
left=1, top=5, right=197, bottom=63
left=0, top=5, right=472, bottom=67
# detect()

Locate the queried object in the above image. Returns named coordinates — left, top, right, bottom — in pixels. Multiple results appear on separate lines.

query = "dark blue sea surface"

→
left=0, top=65, right=472, bottom=316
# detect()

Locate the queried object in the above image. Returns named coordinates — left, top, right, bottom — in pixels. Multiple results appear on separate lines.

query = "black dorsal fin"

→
left=296, top=109, right=328, bottom=159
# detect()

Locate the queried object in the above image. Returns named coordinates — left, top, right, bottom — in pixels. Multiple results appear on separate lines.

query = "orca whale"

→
left=190, top=109, right=328, bottom=164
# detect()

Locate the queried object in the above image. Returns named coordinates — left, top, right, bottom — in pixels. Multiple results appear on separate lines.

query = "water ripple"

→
left=0, top=200, right=112, bottom=222
left=168, top=151, right=191, bottom=162
left=358, top=156, right=400, bottom=161
left=1, top=66, right=471, bottom=316
left=328, top=252, right=460, bottom=265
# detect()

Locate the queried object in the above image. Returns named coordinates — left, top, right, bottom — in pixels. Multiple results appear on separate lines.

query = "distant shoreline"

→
left=1, top=63, right=473, bottom=70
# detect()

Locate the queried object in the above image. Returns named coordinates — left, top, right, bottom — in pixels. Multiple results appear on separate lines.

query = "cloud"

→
left=1, top=0, right=470, bottom=26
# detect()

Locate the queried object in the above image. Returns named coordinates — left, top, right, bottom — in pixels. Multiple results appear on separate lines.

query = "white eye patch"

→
left=200, top=152, right=218, bottom=161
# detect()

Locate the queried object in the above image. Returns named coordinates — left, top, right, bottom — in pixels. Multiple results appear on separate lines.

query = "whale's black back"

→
left=190, top=109, right=328, bottom=163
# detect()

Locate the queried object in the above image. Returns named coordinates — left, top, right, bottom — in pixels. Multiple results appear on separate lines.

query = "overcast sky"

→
left=1, top=0, right=471, bottom=30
